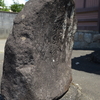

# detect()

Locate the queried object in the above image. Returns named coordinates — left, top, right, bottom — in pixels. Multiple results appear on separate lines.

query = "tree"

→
left=10, top=3, right=24, bottom=12
left=0, top=0, right=5, bottom=8
left=0, top=0, right=9, bottom=11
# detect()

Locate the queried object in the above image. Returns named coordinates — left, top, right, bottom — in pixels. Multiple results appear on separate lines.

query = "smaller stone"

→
left=75, top=62, right=80, bottom=65
left=75, top=83, right=82, bottom=90
left=84, top=33, right=92, bottom=43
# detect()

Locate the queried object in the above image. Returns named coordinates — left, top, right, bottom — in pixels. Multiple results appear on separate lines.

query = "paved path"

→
left=0, top=39, right=100, bottom=100
left=72, top=50, right=100, bottom=100
left=0, top=39, right=6, bottom=53
left=0, top=39, right=6, bottom=91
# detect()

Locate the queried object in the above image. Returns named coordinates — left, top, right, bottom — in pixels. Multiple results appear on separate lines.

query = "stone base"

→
left=59, top=83, right=92, bottom=100
left=0, top=83, right=92, bottom=100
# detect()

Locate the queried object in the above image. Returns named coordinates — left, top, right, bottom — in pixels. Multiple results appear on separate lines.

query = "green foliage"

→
left=0, top=0, right=10, bottom=12
left=0, top=0, right=5, bottom=8
left=10, top=3, right=24, bottom=12
left=0, top=0, right=24, bottom=12
left=2, top=6, right=9, bottom=11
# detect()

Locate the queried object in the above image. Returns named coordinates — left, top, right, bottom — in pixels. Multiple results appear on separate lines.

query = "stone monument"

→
left=1, top=0, right=77, bottom=100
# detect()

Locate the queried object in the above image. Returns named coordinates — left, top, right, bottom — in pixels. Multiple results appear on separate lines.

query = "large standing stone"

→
left=1, top=0, right=77, bottom=100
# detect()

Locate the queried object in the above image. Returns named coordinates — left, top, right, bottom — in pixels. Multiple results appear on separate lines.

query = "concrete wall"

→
left=73, top=30, right=100, bottom=49
left=0, top=11, right=17, bottom=39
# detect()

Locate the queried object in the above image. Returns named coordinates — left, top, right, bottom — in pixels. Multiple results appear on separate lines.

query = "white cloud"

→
left=4, top=0, right=27, bottom=6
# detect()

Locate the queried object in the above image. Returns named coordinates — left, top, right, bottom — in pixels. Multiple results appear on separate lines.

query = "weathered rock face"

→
left=1, top=0, right=77, bottom=100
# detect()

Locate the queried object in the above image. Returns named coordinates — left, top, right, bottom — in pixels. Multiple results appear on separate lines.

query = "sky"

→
left=4, top=0, right=28, bottom=6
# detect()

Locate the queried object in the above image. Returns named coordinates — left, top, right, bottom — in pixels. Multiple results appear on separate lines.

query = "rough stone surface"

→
left=73, top=31, right=100, bottom=49
left=74, top=32, right=78, bottom=41
left=89, top=43, right=100, bottom=49
left=78, top=32, right=84, bottom=42
left=73, top=42, right=87, bottom=49
left=1, top=0, right=77, bottom=100
left=93, top=34, right=100, bottom=42
left=84, top=33, right=92, bottom=43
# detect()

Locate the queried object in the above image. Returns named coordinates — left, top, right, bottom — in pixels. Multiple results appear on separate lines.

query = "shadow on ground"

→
left=72, top=50, right=100, bottom=75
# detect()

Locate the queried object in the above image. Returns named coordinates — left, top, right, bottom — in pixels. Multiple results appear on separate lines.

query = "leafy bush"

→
left=10, top=3, right=24, bottom=12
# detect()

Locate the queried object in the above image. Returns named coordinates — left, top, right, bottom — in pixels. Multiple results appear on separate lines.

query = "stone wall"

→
left=73, top=30, right=100, bottom=49
left=0, top=11, right=17, bottom=39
